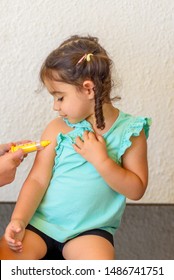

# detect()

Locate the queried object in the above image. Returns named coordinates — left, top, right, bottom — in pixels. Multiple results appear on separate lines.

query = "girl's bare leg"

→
left=0, top=229, right=47, bottom=260
left=63, top=235, right=115, bottom=260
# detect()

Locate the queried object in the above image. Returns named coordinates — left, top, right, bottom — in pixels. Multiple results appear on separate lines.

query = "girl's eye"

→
left=57, top=97, right=64, bottom=102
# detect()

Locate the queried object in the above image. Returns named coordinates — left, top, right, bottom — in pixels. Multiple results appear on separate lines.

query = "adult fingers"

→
left=10, top=149, right=25, bottom=166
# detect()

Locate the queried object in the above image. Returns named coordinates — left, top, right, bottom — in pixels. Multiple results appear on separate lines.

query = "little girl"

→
left=0, top=35, right=151, bottom=260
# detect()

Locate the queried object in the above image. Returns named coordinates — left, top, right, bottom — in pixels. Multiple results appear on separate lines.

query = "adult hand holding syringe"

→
left=10, top=140, right=51, bottom=153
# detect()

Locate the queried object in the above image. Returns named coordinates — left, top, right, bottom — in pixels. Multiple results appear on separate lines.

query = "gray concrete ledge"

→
left=0, top=203, right=173, bottom=259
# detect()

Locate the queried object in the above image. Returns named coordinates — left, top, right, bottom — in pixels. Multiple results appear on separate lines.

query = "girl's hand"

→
left=73, top=131, right=108, bottom=166
left=4, top=219, right=26, bottom=252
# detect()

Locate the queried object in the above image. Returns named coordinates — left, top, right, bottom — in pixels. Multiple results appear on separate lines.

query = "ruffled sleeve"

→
left=118, top=116, right=151, bottom=160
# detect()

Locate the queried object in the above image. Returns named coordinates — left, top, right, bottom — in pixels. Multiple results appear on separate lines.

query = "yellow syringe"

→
left=10, top=140, right=51, bottom=154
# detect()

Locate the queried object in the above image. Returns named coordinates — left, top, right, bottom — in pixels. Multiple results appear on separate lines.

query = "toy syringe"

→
left=10, top=140, right=51, bottom=153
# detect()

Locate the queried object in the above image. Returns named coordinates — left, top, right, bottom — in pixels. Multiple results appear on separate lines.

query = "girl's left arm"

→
left=74, top=130, right=148, bottom=200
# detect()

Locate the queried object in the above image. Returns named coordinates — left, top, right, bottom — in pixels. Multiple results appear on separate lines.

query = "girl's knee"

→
left=0, top=230, right=47, bottom=260
left=0, top=236, right=18, bottom=260
left=63, top=235, right=115, bottom=260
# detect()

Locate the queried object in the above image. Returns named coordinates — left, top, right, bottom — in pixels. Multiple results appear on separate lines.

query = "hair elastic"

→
left=77, top=53, right=93, bottom=64
left=86, top=53, right=93, bottom=61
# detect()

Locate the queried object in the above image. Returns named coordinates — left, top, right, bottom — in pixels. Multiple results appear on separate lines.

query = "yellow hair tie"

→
left=76, top=53, right=93, bottom=65
left=86, top=53, right=93, bottom=62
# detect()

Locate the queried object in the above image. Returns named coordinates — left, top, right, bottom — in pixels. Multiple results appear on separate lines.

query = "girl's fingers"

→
left=83, top=131, right=89, bottom=141
left=96, top=134, right=105, bottom=143
left=7, top=241, right=22, bottom=251
left=88, top=131, right=97, bottom=140
left=75, top=136, right=84, bottom=148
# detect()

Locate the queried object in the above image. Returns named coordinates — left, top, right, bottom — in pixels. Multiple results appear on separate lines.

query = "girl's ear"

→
left=83, top=80, right=95, bottom=99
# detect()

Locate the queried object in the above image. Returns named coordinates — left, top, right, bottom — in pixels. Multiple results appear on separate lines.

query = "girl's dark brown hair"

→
left=40, top=35, right=119, bottom=129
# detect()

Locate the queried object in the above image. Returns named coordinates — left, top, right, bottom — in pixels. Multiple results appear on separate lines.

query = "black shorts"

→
left=26, top=224, right=114, bottom=260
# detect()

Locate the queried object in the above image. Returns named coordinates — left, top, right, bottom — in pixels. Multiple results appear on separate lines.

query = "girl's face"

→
left=44, top=78, right=95, bottom=124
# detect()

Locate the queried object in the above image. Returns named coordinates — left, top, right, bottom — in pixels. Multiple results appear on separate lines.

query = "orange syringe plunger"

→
left=10, top=140, right=51, bottom=153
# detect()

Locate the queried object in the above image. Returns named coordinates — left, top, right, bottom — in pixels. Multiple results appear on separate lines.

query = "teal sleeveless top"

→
left=30, top=111, right=151, bottom=242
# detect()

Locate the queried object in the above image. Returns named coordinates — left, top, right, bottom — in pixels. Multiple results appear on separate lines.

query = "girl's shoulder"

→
left=44, top=117, right=73, bottom=134
left=104, top=110, right=151, bottom=139
left=117, top=111, right=151, bottom=138
left=41, top=117, right=73, bottom=144
left=114, top=111, right=152, bottom=160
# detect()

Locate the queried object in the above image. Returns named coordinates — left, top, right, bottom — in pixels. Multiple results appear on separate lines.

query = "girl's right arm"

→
left=4, top=117, right=64, bottom=251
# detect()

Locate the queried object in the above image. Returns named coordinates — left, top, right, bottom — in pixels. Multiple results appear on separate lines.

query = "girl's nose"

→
left=53, top=100, right=61, bottom=111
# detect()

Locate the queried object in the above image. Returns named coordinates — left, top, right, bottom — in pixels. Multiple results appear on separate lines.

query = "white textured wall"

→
left=0, top=0, right=173, bottom=203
